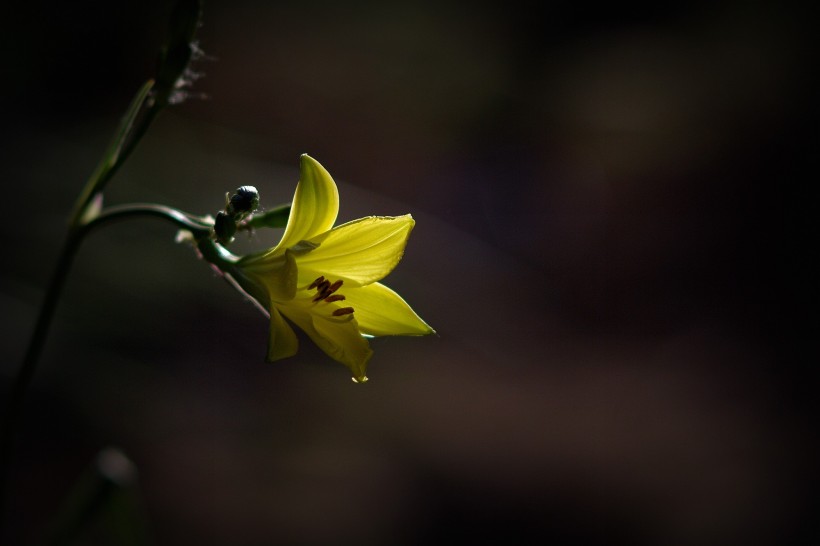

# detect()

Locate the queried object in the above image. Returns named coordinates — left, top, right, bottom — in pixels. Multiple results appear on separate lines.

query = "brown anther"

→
left=311, top=281, right=331, bottom=302
left=312, top=291, right=327, bottom=302
left=326, top=280, right=344, bottom=294
left=308, top=276, right=325, bottom=290
left=332, top=307, right=355, bottom=317
left=323, top=294, right=346, bottom=303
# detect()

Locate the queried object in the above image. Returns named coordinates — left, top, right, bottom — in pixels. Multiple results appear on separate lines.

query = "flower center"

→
left=308, top=276, right=354, bottom=316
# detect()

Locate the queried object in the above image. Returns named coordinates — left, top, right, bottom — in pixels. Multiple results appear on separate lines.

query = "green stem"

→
left=88, top=203, right=212, bottom=235
left=0, top=204, right=211, bottom=532
left=0, top=230, right=83, bottom=534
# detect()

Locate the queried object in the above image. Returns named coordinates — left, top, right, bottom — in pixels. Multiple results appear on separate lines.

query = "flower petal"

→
left=274, top=154, right=339, bottom=253
left=294, top=215, right=415, bottom=287
left=238, top=249, right=298, bottom=301
left=311, top=313, right=373, bottom=382
left=344, top=282, right=435, bottom=337
left=266, top=307, right=299, bottom=361
left=278, top=297, right=373, bottom=381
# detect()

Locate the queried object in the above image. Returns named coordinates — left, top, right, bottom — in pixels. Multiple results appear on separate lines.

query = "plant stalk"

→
left=0, top=204, right=210, bottom=533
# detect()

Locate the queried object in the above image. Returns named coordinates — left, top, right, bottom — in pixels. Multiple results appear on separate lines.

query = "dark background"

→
left=1, top=1, right=817, bottom=544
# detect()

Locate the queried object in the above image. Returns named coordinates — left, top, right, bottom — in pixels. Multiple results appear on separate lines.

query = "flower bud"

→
left=213, top=211, right=236, bottom=244
left=228, top=186, right=260, bottom=216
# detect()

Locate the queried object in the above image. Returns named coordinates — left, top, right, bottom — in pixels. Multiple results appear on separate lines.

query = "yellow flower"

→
left=234, top=154, right=434, bottom=382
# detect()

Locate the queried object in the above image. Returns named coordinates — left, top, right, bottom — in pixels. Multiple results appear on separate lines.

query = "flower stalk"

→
left=0, top=0, right=203, bottom=530
left=0, top=203, right=210, bottom=530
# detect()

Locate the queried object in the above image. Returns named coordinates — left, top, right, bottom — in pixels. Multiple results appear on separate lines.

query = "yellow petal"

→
left=294, top=215, right=415, bottom=287
left=279, top=297, right=373, bottom=381
left=344, top=282, right=435, bottom=337
left=274, top=154, right=339, bottom=253
left=266, top=307, right=299, bottom=361
left=238, top=249, right=298, bottom=301
left=311, top=313, right=373, bottom=382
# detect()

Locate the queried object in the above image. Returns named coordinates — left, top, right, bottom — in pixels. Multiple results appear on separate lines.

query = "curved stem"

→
left=86, top=203, right=212, bottom=236
left=0, top=203, right=211, bottom=531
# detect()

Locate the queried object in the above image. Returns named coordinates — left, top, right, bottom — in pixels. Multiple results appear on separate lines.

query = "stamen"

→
left=310, top=277, right=350, bottom=311
left=312, top=280, right=332, bottom=301
left=326, top=280, right=344, bottom=295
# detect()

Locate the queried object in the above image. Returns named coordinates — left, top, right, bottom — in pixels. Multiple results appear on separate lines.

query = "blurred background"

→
left=1, top=0, right=817, bottom=544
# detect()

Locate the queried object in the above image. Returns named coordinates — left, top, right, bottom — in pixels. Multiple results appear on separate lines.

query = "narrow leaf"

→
left=70, top=79, right=155, bottom=226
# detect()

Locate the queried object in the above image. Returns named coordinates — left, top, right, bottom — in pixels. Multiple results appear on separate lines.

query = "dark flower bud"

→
left=228, top=186, right=260, bottom=216
left=213, top=211, right=236, bottom=244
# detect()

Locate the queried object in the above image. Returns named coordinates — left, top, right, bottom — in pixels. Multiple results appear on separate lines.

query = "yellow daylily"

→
left=233, top=154, right=434, bottom=382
